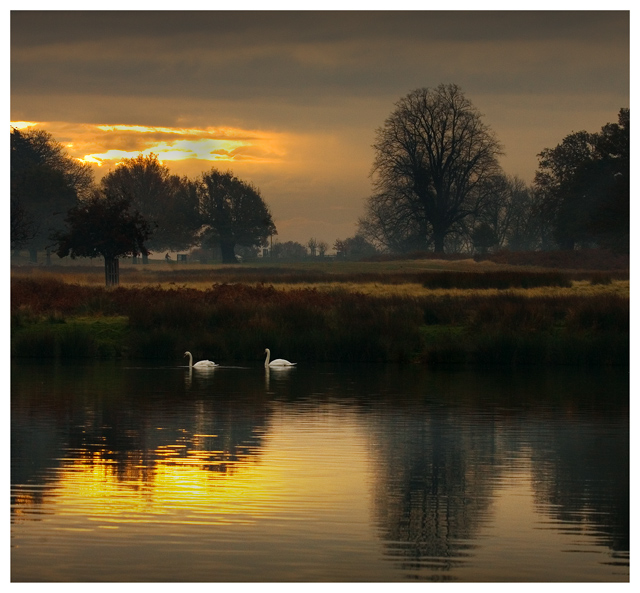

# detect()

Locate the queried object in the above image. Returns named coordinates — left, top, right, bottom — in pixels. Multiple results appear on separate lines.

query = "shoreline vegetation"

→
left=10, top=250, right=629, bottom=367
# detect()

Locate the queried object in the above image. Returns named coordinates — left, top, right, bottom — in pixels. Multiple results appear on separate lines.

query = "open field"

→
left=11, top=251, right=629, bottom=367
left=10, top=250, right=629, bottom=297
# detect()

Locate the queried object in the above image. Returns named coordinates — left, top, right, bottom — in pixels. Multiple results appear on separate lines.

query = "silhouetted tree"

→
left=465, top=174, right=549, bottom=252
left=334, top=235, right=378, bottom=260
left=471, top=222, right=498, bottom=254
left=534, top=108, right=629, bottom=252
left=10, top=195, right=36, bottom=249
left=358, top=187, right=432, bottom=253
left=272, top=240, right=308, bottom=260
left=53, top=191, right=153, bottom=286
left=197, top=168, right=276, bottom=263
left=501, top=176, right=551, bottom=251
left=164, top=176, right=202, bottom=251
left=586, top=108, right=629, bottom=253
left=11, top=127, right=94, bottom=260
left=101, top=154, right=200, bottom=254
left=317, top=240, right=328, bottom=257
left=535, top=131, right=599, bottom=250
left=367, top=84, right=503, bottom=253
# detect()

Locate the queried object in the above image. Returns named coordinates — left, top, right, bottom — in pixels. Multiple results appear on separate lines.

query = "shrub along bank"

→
left=10, top=277, right=629, bottom=366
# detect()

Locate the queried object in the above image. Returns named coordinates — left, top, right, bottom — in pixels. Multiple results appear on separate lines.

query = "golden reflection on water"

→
left=30, top=404, right=371, bottom=531
left=11, top=363, right=629, bottom=582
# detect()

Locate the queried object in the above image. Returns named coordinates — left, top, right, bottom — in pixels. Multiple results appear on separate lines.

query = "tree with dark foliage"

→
left=10, top=194, right=36, bottom=249
left=334, top=235, right=378, bottom=260
left=100, top=154, right=200, bottom=253
left=197, top=168, right=276, bottom=263
left=54, top=191, right=153, bottom=286
left=471, top=222, right=499, bottom=254
left=11, top=127, right=94, bottom=258
left=534, top=108, right=629, bottom=252
left=272, top=240, right=308, bottom=260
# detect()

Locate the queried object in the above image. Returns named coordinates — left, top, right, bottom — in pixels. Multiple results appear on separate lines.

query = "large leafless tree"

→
left=365, top=84, right=503, bottom=253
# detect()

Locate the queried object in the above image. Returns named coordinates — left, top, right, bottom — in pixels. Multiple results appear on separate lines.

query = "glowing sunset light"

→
left=32, top=122, right=288, bottom=168
left=96, top=124, right=191, bottom=134
left=11, top=121, right=284, bottom=164
left=78, top=137, right=282, bottom=167
left=10, top=121, right=38, bottom=130
left=78, top=149, right=147, bottom=166
left=164, top=138, right=249, bottom=160
left=10, top=11, right=629, bottom=248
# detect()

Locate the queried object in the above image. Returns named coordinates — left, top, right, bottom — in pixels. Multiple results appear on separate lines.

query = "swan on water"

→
left=264, top=348, right=296, bottom=368
left=184, top=351, right=218, bottom=369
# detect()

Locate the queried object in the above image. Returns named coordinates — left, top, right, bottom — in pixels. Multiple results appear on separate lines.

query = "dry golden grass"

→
left=9, top=256, right=512, bottom=283
left=10, top=258, right=629, bottom=299
left=250, top=279, right=629, bottom=299
left=11, top=268, right=629, bottom=365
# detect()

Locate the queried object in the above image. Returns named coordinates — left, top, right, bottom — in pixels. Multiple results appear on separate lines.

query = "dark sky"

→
left=10, top=9, right=630, bottom=246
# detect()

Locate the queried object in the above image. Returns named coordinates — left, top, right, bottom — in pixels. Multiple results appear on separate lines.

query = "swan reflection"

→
left=265, top=364, right=295, bottom=390
left=184, top=365, right=217, bottom=389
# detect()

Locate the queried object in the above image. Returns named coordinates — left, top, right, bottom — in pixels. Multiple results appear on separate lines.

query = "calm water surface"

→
left=11, top=361, right=629, bottom=582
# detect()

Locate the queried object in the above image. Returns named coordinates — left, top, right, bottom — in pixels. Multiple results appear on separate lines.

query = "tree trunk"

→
left=104, top=257, right=119, bottom=287
left=220, top=240, right=237, bottom=264
left=433, top=230, right=446, bottom=253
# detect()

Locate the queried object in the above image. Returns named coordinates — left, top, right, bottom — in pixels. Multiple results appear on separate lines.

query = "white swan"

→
left=264, top=348, right=296, bottom=368
left=184, top=351, right=218, bottom=369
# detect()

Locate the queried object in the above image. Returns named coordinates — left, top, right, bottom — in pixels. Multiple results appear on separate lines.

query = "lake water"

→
left=11, top=360, right=629, bottom=582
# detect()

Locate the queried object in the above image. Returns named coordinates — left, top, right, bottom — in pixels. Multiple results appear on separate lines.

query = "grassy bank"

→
left=11, top=274, right=629, bottom=366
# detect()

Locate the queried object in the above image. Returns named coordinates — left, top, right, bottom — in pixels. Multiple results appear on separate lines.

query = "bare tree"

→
left=317, top=241, right=328, bottom=257
left=367, top=84, right=503, bottom=253
left=358, top=188, right=432, bottom=253
left=307, top=237, right=318, bottom=257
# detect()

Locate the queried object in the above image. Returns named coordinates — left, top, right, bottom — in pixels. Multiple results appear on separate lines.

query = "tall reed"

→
left=10, top=278, right=629, bottom=366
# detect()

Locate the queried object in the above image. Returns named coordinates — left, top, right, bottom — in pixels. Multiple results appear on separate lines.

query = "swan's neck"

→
left=187, top=352, right=193, bottom=368
left=265, top=349, right=270, bottom=367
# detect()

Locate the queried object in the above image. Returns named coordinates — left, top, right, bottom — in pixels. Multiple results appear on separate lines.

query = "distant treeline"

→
left=366, top=248, right=630, bottom=272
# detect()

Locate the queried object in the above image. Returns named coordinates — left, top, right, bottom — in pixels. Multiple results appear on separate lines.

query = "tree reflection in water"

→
left=11, top=361, right=628, bottom=581
left=361, top=367, right=628, bottom=578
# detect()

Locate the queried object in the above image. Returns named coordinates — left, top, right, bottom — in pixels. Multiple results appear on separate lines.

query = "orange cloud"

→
left=10, top=121, right=287, bottom=169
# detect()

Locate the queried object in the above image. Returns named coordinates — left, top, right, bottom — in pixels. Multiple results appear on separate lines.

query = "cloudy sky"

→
left=10, top=8, right=630, bottom=249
